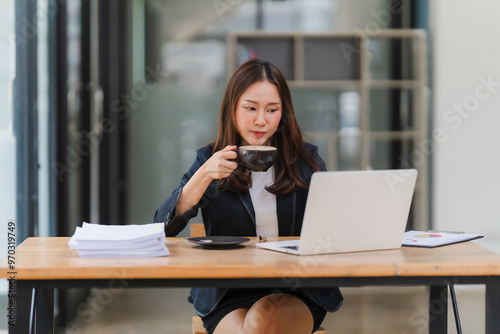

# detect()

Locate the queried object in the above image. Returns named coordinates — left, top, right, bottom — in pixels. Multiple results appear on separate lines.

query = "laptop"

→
left=256, top=169, right=418, bottom=255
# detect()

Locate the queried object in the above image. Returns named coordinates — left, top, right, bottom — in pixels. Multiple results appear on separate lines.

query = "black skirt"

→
left=200, top=288, right=327, bottom=334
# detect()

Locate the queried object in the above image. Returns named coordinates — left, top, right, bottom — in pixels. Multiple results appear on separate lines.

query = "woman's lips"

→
left=252, top=131, right=265, bottom=137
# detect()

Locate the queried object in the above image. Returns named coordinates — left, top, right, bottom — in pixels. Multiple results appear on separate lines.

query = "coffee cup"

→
left=235, top=145, right=277, bottom=172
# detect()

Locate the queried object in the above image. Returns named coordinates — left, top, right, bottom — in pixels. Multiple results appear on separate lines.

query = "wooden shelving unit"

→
left=227, top=29, right=428, bottom=230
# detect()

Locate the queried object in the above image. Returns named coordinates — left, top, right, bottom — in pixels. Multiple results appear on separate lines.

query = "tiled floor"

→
left=71, top=285, right=485, bottom=333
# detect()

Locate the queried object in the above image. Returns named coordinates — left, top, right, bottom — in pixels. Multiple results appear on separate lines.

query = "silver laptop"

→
left=256, top=169, right=418, bottom=255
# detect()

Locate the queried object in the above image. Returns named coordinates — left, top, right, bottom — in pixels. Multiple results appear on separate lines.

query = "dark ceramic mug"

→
left=234, top=145, right=277, bottom=172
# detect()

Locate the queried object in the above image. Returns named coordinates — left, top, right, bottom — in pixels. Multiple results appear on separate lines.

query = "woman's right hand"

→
left=176, top=145, right=238, bottom=215
left=201, top=145, right=238, bottom=180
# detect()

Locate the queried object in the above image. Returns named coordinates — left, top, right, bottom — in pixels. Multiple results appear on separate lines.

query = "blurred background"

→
left=1, top=0, right=500, bottom=332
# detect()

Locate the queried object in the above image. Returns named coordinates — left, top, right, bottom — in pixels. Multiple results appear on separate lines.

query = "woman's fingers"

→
left=218, top=145, right=238, bottom=164
left=220, top=145, right=238, bottom=161
left=205, top=145, right=238, bottom=179
left=222, top=145, right=237, bottom=152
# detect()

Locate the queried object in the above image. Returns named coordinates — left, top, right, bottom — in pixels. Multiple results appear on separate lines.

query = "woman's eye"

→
left=268, top=109, right=277, bottom=113
left=245, top=106, right=256, bottom=111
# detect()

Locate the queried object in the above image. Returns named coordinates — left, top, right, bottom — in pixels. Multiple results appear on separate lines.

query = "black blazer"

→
left=154, top=143, right=343, bottom=316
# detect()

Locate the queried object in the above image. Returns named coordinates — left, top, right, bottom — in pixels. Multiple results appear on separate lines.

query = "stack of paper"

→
left=68, top=222, right=169, bottom=258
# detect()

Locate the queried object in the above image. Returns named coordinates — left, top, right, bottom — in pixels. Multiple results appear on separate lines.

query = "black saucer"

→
left=187, top=236, right=250, bottom=248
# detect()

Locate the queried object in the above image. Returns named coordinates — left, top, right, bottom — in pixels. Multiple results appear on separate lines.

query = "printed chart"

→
left=402, top=230, right=483, bottom=248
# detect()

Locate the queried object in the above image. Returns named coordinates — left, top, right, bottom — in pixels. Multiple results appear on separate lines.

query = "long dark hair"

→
left=214, top=58, right=320, bottom=195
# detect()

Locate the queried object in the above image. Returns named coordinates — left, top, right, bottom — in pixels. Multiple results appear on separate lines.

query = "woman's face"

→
left=235, top=81, right=282, bottom=146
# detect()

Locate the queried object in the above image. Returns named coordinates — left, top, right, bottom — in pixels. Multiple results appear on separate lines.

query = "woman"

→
left=154, top=58, right=343, bottom=334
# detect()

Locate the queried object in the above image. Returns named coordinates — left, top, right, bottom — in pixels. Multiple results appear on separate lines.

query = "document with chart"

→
left=402, top=230, right=483, bottom=248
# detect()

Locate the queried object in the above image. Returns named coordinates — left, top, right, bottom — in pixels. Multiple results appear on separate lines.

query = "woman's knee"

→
left=243, top=295, right=280, bottom=331
left=213, top=307, right=249, bottom=334
left=243, top=294, right=313, bottom=334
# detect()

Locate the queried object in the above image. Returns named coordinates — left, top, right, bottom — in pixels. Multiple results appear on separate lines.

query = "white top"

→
left=249, top=167, right=279, bottom=237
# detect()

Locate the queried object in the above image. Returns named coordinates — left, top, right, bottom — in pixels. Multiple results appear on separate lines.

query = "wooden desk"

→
left=2, top=237, right=500, bottom=334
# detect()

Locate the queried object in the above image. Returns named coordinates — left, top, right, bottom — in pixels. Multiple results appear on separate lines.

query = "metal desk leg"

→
left=449, top=284, right=462, bottom=334
left=9, top=280, right=32, bottom=334
left=486, top=276, right=500, bottom=334
left=429, top=285, right=447, bottom=334
left=35, top=288, right=54, bottom=334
